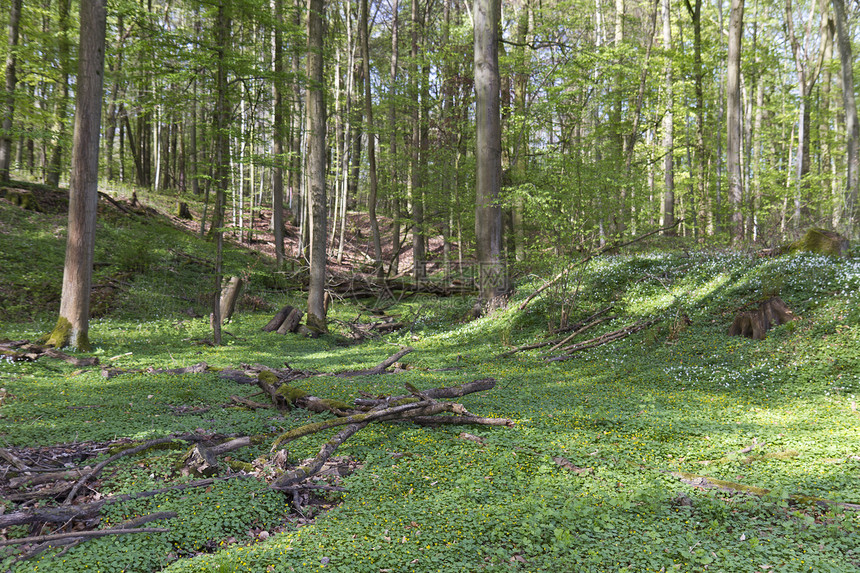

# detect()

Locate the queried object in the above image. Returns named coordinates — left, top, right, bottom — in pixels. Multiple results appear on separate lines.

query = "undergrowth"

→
left=1, top=192, right=859, bottom=572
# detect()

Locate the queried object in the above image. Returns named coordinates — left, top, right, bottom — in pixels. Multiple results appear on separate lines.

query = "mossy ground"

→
left=1, top=193, right=859, bottom=572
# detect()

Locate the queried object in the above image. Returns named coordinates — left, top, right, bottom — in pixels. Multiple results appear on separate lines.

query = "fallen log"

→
left=263, top=305, right=295, bottom=332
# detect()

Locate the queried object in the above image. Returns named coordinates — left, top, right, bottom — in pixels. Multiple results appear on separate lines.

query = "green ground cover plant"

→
left=1, top=197, right=859, bottom=572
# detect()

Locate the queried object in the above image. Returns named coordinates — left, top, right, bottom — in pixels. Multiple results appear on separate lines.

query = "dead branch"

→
left=518, top=220, right=682, bottom=312
left=0, top=341, right=99, bottom=367
left=545, top=319, right=659, bottom=362
left=63, top=437, right=185, bottom=504
left=230, top=395, right=274, bottom=410
left=409, top=415, right=514, bottom=427
left=0, top=524, right=172, bottom=547
left=0, top=478, right=228, bottom=529
left=547, top=315, right=617, bottom=353
left=271, top=422, right=370, bottom=490
left=335, top=347, right=413, bottom=377
left=353, top=378, right=496, bottom=409
left=497, top=306, right=614, bottom=357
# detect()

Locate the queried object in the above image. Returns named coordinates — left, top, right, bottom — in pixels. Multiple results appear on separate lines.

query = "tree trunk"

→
left=389, top=0, right=400, bottom=274
left=832, top=0, right=859, bottom=236
left=661, top=0, right=675, bottom=234
left=362, top=0, right=383, bottom=278
left=211, top=2, right=233, bottom=346
left=474, top=0, right=506, bottom=308
left=306, top=0, right=328, bottom=333
left=46, top=0, right=107, bottom=351
left=409, top=0, right=425, bottom=282
left=0, top=0, right=22, bottom=181
left=272, top=0, right=286, bottom=266
left=46, top=0, right=71, bottom=188
left=726, top=0, right=745, bottom=242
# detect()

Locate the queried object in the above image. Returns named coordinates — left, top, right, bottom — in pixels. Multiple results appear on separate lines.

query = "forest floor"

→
left=1, top=182, right=859, bottom=572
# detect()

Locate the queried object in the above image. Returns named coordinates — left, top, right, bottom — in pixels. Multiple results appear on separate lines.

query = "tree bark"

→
left=211, top=2, right=233, bottom=346
left=726, top=0, right=745, bottom=242
left=362, top=0, right=383, bottom=278
left=272, top=0, right=286, bottom=265
left=46, top=0, right=107, bottom=351
left=474, top=0, right=506, bottom=308
left=306, top=0, right=328, bottom=333
left=0, top=0, right=22, bottom=181
left=832, top=0, right=859, bottom=236
left=661, top=0, right=675, bottom=233
left=45, top=0, right=71, bottom=188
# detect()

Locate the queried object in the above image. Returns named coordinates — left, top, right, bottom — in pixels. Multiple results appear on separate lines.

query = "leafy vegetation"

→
left=1, top=194, right=858, bottom=572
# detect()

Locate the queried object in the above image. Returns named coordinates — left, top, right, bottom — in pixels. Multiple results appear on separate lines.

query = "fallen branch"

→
left=409, top=415, right=514, bottom=427
left=335, top=347, right=413, bottom=377
left=519, top=220, right=681, bottom=312
left=0, top=525, right=171, bottom=547
left=0, top=478, right=230, bottom=529
left=546, top=319, right=659, bottom=362
left=497, top=306, right=615, bottom=357
left=669, top=470, right=860, bottom=511
left=64, top=436, right=186, bottom=504
left=353, top=378, right=496, bottom=408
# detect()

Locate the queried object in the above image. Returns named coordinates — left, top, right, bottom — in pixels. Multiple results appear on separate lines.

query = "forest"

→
left=0, top=0, right=859, bottom=572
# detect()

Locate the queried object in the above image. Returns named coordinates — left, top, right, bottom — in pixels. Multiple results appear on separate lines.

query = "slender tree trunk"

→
left=46, top=0, right=71, bottom=188
left=409, top=0, right=425, bottom=282
left=46, top=0, right=107, bottom=351
left=211, top=2, right=233, bottom=346
left=832, top=0, right=859, bottom=235
left=272, top=0, right=286, bottom=265
left=389, top=0, right=401, bottom=274
left=661, top=0, right=675, bottom=234
left=0, top=0, right=22, bottom=181
left=306, top=0, right=328, bottom=333
left=727, top=0, right=745, bottom=242
left=474, top=0, right=506, bottom=308
left=361, top=0, right=383, bottom=278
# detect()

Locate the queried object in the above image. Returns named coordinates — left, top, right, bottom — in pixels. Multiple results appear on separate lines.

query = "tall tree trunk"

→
left=684, top=0, right=705, bottom=234
left=46, top=0, right=71, bottom=187
left=46, top=0, right=107, bottom=351
left=0, top=0, right=22, bottom=180
left=832, top=0, right=859, bottom=235
left=409, top=0, right=425, bottom=281
left=785, top=0, right=823, bottom=227
left=211, top=2, right=233, bottom=346
left=726, top=0, right=745, bottom=242
left=361, top=0, right=383, bottom=278
left=272, top=0, right=286, bottom=265
left=104, top=15, right=125, bottom=183
left=306, top=0, right=328, bottom=333
left=389, top=0, right=401, bottom=274
left=474, top=0, right=506, bottom=308
left=661, top=0, right=675, bottom=234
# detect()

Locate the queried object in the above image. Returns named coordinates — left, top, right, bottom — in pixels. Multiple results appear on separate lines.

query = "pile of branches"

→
left=0, top=340, right=99, bottom=367
left=1, top=349, right=509, bottom=561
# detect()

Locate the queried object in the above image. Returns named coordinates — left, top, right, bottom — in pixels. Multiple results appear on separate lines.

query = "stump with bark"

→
left=728, top=296, right=797, bottom=340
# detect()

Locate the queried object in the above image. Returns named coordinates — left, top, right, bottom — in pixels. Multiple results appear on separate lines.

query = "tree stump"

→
left=728, top=296, right=797, bottom=340
left=176, top=202, right=192, bottom=220
left=218, top=276, right=243, bottom=325
left=791, top=228, right=850, bottom=257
